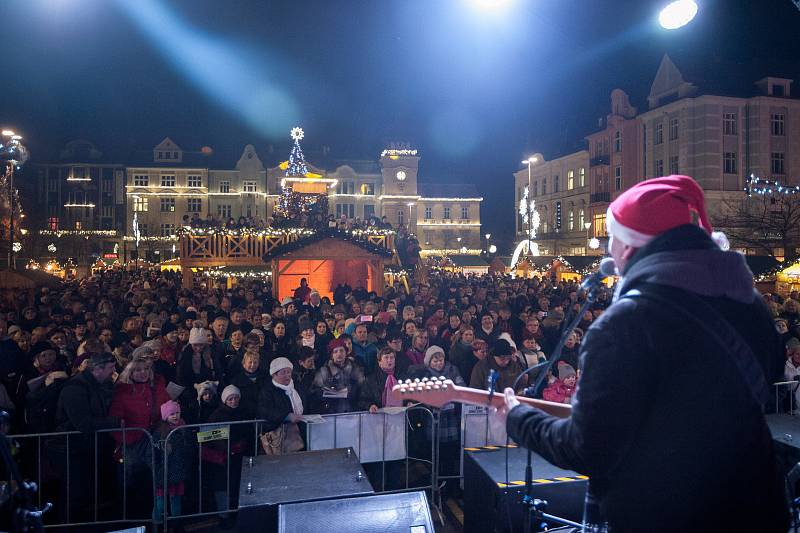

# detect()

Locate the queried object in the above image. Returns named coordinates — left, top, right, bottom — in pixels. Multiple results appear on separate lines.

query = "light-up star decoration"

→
left=290, top=127, right=304, bottom=141
left=511, top=186, right=541, bottom=270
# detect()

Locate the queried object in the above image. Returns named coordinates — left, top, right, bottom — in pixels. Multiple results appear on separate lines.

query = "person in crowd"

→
left=293, top=347, right=316, bottom=396
left=293, top=278, right=312, bottom=304
left=269, top=319, right=294, bottom=359
left=177, top=327, right=223, bottom=389
left=188, top=380, right=219, bottom=425
left=351, top=323, right=378, bottom=374
left=359, top=347, right=403, bottom=413
left=311, top=339, right=365, bottom=413
left=225, top=350, right=266, bottom=418
left=475, top=311, right=500, bottom=344
left=258, top=357, right=306, bottom=453
left=203, top=385, right=250, bottom=524
left=470, top=338, right=526, bottom=393
left=153, top=400, right=192, bottom=522
left=542, top=363, right=577, bottom=404
left=402, top=330, right=429, bottom=370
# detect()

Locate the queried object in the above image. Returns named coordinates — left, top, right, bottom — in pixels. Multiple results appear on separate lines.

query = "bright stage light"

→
left=489, top=244, right=497, bottom=254
left=467, top=0, right=512, bottom=12
left=659, top=0, right=698, bottom=30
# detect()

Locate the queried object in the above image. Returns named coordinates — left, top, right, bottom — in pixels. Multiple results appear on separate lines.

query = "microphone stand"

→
left=518, top=278, right=605, bottom=533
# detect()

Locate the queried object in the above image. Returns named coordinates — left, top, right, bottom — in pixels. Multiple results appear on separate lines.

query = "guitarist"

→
left=499, top=175, right=788, bottom=532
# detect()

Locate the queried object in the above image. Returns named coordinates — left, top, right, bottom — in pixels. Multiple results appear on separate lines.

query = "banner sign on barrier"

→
left=197, top=426, right=229, bottom=443
left=307, top=412, right=407, bottom=462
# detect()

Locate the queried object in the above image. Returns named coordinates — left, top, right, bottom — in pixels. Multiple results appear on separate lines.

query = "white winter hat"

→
left=188, top=327, right=210, bottom=345
left=269, top=357, right=293, bottom=376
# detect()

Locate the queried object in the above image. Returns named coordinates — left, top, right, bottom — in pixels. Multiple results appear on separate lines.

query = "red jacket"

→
left=109, top=377, right=170, bottom=445
left=542, top=379, right=575, bottom=404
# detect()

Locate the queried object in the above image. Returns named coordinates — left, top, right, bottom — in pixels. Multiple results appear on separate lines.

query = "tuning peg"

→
left=421, top=377, right=429, bottom=383
left=441, top=384, right=448, bottom=390
left=414, top=378, right=421, bottom=383
left=433, top=384, right=441, bottom=390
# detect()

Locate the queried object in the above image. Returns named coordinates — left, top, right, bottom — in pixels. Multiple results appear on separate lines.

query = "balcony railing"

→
left=590, top=155, right=610, bottom=167
left=590, top=192, right=611, bottom=204
left=178, top=227, right=394, bottom=267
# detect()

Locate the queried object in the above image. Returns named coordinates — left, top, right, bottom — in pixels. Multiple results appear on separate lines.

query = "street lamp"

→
left=2, top=130, right=27, bottom=269
left=484, top=232, right=491, bottom=253
left=584, top=221, right=592, bottom=255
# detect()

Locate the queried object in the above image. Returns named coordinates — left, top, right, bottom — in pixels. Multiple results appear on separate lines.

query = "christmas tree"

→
left=275, top=127, right=328, bottom=227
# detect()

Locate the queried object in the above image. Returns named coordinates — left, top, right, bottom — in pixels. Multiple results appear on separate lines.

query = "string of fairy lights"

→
left=744, top=174, right=800, bottom=197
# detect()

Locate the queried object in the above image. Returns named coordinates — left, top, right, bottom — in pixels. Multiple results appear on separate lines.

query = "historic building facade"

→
left=517, top=54, right=800, bottom=256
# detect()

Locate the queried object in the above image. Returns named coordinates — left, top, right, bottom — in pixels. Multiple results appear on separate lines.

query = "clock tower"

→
left=379, top=145, right=420, bottom=230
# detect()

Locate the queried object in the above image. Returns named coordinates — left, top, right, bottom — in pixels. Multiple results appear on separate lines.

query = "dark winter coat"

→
left=257, top=380, right=307, bottom=432
left=507, top=225, right=789, bottom=533
left=154, top=421, right=194, bottom=487
left=226, top=368, right=267, bottom=420
left=55, top=370, right=119, bottom=434
left=202, top=404, right=252, bottom=492
left=311, top=359, right=365, bottom=414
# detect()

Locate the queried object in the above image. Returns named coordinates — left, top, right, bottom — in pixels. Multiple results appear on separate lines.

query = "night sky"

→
left=2, top=0, right=799, bottom=250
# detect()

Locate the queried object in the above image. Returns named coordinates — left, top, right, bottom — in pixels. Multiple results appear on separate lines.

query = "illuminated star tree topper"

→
left=286, top=126, right=309, bottom=177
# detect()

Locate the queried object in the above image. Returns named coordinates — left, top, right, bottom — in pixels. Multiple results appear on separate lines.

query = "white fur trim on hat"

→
left=188, top=327, right=210, bottom=345
left=269, top=356, right=293, bottom=375
left=605, top=208, right=654, bottom=248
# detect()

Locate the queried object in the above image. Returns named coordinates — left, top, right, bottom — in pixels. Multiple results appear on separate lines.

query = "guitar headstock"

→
left=391, top=377, right=457, bottom=407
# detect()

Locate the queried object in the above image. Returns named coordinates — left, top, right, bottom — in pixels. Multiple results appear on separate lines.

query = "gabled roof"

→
left=261, top=229, right=394, bottom=261
left=418, top=183, right=481, bottom=198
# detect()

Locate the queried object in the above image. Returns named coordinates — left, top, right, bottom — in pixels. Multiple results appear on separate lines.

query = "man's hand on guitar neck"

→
left=495, top=387, right=521, bottom=425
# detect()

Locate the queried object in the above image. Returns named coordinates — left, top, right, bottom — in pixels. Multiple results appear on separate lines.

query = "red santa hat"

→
left=606, top=175, right=728, bottom=249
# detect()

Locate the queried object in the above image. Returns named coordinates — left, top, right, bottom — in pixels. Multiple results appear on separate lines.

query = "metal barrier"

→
left=161, top=418, right=263, bottom=527
left=775, top=381, right=799, bottom=414
left=305, top=406, right=437, bottom=495
left=10, top=426, right=157, bottom=530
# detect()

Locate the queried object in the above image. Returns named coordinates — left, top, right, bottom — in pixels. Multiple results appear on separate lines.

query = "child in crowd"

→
left=542, top=363, right=578, bottom=404
left=154, top=400, right=192, bottom=522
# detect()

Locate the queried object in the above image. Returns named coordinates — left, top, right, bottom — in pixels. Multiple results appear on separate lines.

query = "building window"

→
left=614, top=131, right=622, bottom=152
left=724, top=152, right=737, bottom=174
left=336, top=181, right=355, bottom=194
left=669, top=155, right=679, bottom=174
left=133, top=174, right=149, bottom=187
left=567, top=170, right=575, bottom=190
left=160, top=224, right=175, bottom=237
left=219, top=181, right=230, bottom=193
left=360, top=183, right=375, bottom=195
left=133, top=197, right=148, bottom=212
left=161, top=174, right=176, bottom=187
left=48, top=217, right=58, bottom=231
left=554, top=175, right=560, bottom=193
left=723, top=113, right=737, bottom=135
left=669, top=118, right=679, bottom=140
left=336, top=204, right=355, bottom=219
left=187, top=198, right=201, bottom=213
left=425, top=207, right=432, bottom=220
left=772, top=152, right=785, bottom=175
left=364, top=204, right=375, bottom=219
left=772, top=113, right=785, bottom=136
left=656, top=159, right=664, bottom=176
left=102, top=177, right=113, bottom=193
left=217, top=204, right=232, bottom=219
left=533, top=181, right=538, bottom=196
left=102, top=206, right=113, bottom=218
left=655, top=123, right=663, bottom=145
left=397, top=209, right=404, bottom=226
left=614, top=166, right=622, bottom=190
left=542, top=178, right=547, bottom=195
left=138, top=224, right=147, bottom=236
left=579, top=167, right=586, bottom=187
left=578, top=208, right=585, bottom=229
left=443, top=207, right=451, bottom=219
left=187, top=175, right=202, bottom=188
left=593, top=213, right=607, bottom=237
left=160, top=198, right=175, bottom=212
left=243, top=180, right=257, bottom=193
left=568, top=210, right=574, bottom=231
left=461, top=206, right=469, bottom=219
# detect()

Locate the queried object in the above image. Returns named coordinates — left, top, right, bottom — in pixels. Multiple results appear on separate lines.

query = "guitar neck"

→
left=450, top=384, right=572, bottom=418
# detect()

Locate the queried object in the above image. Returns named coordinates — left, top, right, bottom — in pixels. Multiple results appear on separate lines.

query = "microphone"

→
left=580, top=257, right=617, bottom=291
left=487, top=369, right=499, bottom=405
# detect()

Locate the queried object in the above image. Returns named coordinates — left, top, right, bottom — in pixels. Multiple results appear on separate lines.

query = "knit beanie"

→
left=221, top=385, right=241, bottom=404
left=194, top=380, right=218, bottom=398
left=161, top=321, right=177, bottom=336
left=188, top=327, right=209, bottom=345
left=558, top=362, right=577, bottom=380
left=160, top=400, right=181, bottom=421
left=424, top=345, right=445, bottom=367
left=269, top=357, right=293, bottom=375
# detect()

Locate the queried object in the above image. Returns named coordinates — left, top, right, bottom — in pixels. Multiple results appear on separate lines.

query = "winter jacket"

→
left=226, top=369, right=266, bottom=420
left=542, top=379, right=575, bottom=404
left=109, top=379, right=170, bottom=445
left=507, top=225, right=789, bottom=533
left=55, top=370, right=119, bottom=434
left=257, top=380, right=307, bottom=432
left=311, top=359, right=365, bottom=414
left=469, top=355, right=526, bottom=393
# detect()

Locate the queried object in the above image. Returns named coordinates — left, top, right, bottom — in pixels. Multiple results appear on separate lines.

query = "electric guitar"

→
left=390, top=376, right=572, bottom=418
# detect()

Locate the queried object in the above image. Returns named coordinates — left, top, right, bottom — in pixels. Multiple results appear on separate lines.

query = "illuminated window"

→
left=593, top=213, right=607, bottom=237
left=48, top=217, right=58, bottom=231
left=568, top=210, right=574, bottom=231
left=360, top=183, right=375, bottom=195
left=160, top=198, right=175, bottom=212
left=567, top=170, right=574, bottom=190
left=133, top=197, right=148, bottom=212
left=578, top=209, right=585, bottom=229
left=579, top=167, right=586, bottom=187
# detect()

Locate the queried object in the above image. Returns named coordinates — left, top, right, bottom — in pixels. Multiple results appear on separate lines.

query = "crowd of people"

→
left=0, top=259, right=794, bottom=527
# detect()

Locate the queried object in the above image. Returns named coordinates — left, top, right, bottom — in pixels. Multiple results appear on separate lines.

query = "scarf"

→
left=301, top=334, right=316, bottom=348
left=381, top=371, right=402, bottom=408
left=272, top=379, right=304, bottom=415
